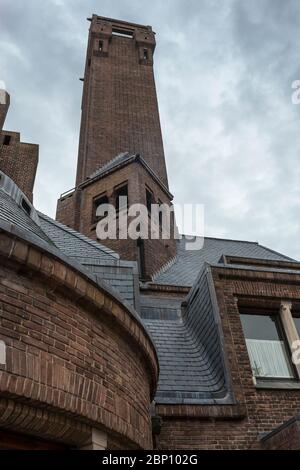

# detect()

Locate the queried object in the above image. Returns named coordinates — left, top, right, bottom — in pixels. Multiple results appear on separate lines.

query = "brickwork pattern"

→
left=0, top=230, right=158, bottom=449
left=0, top=131, right=38, bottom=202
left=156, top=267, right=300, bottom=449
left=76, top=16, right=168, bottom=187
left=57, top=161, right=177, bottom=279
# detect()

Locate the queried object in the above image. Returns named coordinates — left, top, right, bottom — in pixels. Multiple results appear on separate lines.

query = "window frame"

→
left=239, top=307, right=298, bottom=383
left=114, top=182, right=129, bottom=213
left=91, top=193, right=109, bottom=225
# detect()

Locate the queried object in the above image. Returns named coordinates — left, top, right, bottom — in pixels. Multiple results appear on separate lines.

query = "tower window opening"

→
left=93, top=194, right=109, bottom=224
left=115, top=184, right=128, bottom=212
left=146, top=188, right=154, bottom=213
left=143, top=48, right=149, bottom=60
left=99, top=40, right=103, bottom=51
left=137, top=238, right=146, bottom=279
left=158, top=199, right=163, bottom=230
left=112, top=28, right=133, bottom=38
left=3, top=135, right=11, bottom=146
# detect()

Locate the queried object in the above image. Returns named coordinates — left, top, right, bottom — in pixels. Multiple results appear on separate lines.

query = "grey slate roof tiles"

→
left=153, top=235, right=293, bottom=287
left=1, top=170, right=298, bottom=406
left=38, top=212, right=138, bottom=308
left=38, top=212, right=118, bottom=262
left=0, top=189, right=53, bottom=246
left=142, top=266, right=233, bottom=404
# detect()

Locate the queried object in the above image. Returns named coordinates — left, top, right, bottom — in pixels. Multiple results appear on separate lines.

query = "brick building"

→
left=1, top=14, right=300, bottom=449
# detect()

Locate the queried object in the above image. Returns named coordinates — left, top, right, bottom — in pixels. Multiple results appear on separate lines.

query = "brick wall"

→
left=262, top=418, right=300, bottom=449
left=0, top=131, right=38, bottom=202
left=76, top=16, right=168, bottom=187
left=0, top=230, right=158, bottom=449
left=57, top=160, right=177, bottom=279
left=155, top=267, right=300, bottom=449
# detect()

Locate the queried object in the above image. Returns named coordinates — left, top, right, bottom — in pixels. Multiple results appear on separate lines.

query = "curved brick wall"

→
left=0, top=230, right=158, bottom=449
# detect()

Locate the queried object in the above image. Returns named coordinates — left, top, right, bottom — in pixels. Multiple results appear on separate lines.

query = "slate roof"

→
left=76, top=152, right=173, bottom=198
left=88, top=152, right=132, bottom=180
left=38, top=212, right=118, bottom=262
left=0, top=174, right=53, bottom=246
left=38, top=213, right=138, bottom=308
left=153, top=235, right=294, bottom=287
left=142, top=266, right=233, bottom=404
left=2, top=169, right=298, bottom=406
left=0, top=173, right=146, bottom=332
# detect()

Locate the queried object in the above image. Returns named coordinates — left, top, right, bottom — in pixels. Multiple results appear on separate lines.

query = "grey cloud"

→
left=0, top=0, right=299, bottom=259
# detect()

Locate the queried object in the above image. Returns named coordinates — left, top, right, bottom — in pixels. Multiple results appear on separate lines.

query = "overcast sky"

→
left=1, top=0, right=300, bottom=259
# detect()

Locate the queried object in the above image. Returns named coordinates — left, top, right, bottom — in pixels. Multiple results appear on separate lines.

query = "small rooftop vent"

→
left=0, top=170, right=40, bottom=225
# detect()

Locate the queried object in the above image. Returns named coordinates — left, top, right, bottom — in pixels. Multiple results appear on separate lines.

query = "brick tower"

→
left=76, top=15, right=168, bottom=188
left=0, top=90, right=39, bottom=202
left=57, top=15, right=177, bottom=279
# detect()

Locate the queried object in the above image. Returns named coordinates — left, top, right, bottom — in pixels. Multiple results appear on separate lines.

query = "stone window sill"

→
left=255, top=379, right=300, bottom=390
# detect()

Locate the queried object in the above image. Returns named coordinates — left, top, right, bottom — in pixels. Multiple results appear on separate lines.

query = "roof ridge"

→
left=38, top=212, right=119, bottom=259
left=255, top=242, right=295, bottom=262
left=181, top=234, right=259, bottom=245
left=88, top=152, right=131, bottom=179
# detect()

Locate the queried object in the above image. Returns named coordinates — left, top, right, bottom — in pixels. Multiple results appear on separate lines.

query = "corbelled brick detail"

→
left=0, top=230, right=158, bottom=449
left=155, top=267, right=300, bottom=450
left=76, top=15, right=168, bottom=187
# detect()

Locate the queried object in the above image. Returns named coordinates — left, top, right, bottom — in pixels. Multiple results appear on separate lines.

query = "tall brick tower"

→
left=76, top=15, right=168, bottom=188
left=57, top=15, right=176, bottom=279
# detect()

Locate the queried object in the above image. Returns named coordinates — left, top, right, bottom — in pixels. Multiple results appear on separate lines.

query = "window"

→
left=158, top=199, right=163, bottom=230
left=112, top=28, right=133, bottom=38
left=115, top=184, right=128, bottom=212
left=240, top=313, right=294, bottom=379
left=92, top=194, right=109, bottom=224
left=21, top=198, right=31, bottom=216
left=143, top=48, right=149, bottom=60
left=146, top=188, right=154, bottom=214
left=137, top=238, right=146, bottom=279
left=3, top=135, right=11, bottom=146
left=99, top=40, right=103, bottom=52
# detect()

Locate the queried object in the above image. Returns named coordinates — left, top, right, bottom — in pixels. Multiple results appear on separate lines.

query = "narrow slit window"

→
left=115, top=184, right=128, bottom=212
left=137, top=238, right=146, bottom=279
left=158, top=199, right=163, bottom=230
left=99, top=40, right=103, bottom=52
left=21, top=198, right=31, bottom=216
left=146, top=188, right=154, bottom=214
left=143, top=48, right=149, bottom=60
left=93, top=194, right=109, bottom=223
left=3, top=135, right=11, bottom=146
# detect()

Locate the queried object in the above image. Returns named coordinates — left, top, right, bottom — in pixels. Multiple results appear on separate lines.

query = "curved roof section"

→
left=153, top=235, right=294, bottom=287
left=0, top=171, right=142, bottom=322
left=142, top=266, right=233, bottom=404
